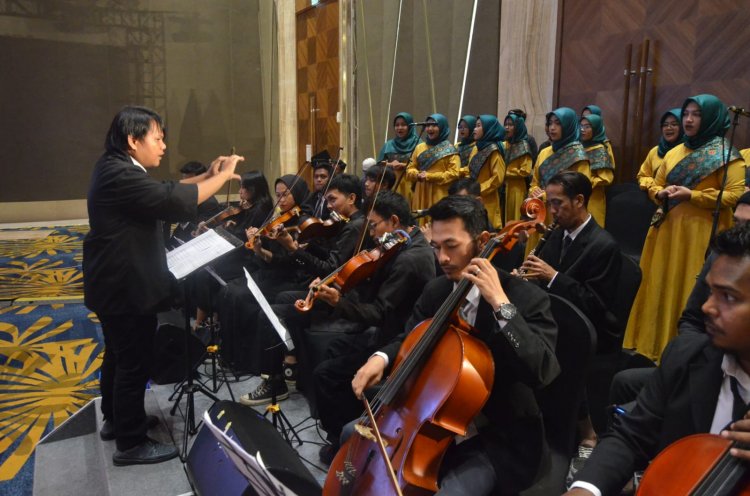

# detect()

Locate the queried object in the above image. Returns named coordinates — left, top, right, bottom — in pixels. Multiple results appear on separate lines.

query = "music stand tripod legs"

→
left=263, top=379, right=302, bottom=447
left=170, top=284, right=222, bottom=460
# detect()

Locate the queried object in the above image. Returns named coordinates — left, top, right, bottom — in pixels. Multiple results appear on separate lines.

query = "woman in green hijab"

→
left=378, top=112, right=422, bottom=201
left=405, top=113, right=461, bottom=214
left=461, top=114, right=507, bottom=228
left=624, top=94, right=746, bottom=361
left=504, top=112, right=533, bottom=223
left=455, top=115, right=477, bottom=167
left=636, top=108, right=684, bottom=191
left=580, top=114, right=614, bottom=227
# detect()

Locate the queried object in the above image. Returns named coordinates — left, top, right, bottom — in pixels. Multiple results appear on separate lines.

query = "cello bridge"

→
left=354, top=424, right=387, bottom=445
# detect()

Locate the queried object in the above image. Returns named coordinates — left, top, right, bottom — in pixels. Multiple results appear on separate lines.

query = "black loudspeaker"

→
left=151, top=309, right=204, bottom=385
left=186, top=401, right=321, bottom=496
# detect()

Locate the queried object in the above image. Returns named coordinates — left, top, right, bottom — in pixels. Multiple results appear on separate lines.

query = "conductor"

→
left=83, top=106, right=242, bottom=466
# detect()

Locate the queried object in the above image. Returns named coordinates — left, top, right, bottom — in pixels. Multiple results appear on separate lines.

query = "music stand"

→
left=243, top=268, right=302, bottom=446
left=166, top=227, right=243, bottom=459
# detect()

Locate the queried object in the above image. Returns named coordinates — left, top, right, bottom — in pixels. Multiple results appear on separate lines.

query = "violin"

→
left=192, top=201, right=248, bottom=236
left=636, top=434, right=750, bottom=495
left=296, top=210, right=349, bottom=244
left=324, top=198, right=547, bottom=495
left=245, top=205, right=301, bottom=250
left=295, top=230, right=409, bottom=312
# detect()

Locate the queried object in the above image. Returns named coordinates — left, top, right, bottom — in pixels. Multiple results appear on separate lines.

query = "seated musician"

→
left=363, top=163, right=396, bottom=202
left=351, top=195, right=560, bottom=495
left=301, top=159, right=333, bottom=220
left=566, top=223, right=750, bottom=496
left=166, top=160, right=222, bottom=245
left=517, top=171, right=621, bottom=461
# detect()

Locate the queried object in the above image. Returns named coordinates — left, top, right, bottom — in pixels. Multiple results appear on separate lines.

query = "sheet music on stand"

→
left=166, top=227, right=243, bottom=280
left=243, top=268, right=294, bottom=351
left=203, top=411, right=297, bottom=496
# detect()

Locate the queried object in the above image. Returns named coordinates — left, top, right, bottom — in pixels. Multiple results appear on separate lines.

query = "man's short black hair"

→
left=312, top=161, right=333, bottom=175
left=547, top=171, right=593, bottom=206
left=428, top=195, right=487, bottom=238
left=328, top=173, right=362, bottom=208
left=105, top=106, right=164, bottom=154
left=712, top=223, right=750, bottom=259
left=364, top=165, right=396, bottom=190
left=448, top=178, right=481, bottom=197
left=180, top=161, right=206, bottom=175
left=737, top=191, right=750, bottom=208
left=368, top=191, right=413, bottom=226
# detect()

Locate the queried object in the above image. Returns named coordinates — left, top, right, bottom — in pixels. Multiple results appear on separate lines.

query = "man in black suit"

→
left=520, top=171, right=622, bottom=352
left=83, top=106, right=242, bottom=465
left=566, top=223, right=750, bottom=496
left=351, top=195, right=559, bottom=495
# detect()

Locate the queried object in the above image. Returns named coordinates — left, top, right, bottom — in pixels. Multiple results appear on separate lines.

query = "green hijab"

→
left=458, top=116, right=477, bottom=146
left=582, top=105, right=602, bottom=117
left=682, top=94, right=731, bottom=150
left=425, top=113, right=451, bottom=146
left=379, top=112, right=421, bottom=159
left=657, top=108, right=684, bottom=158
left=547, top=107, right=580, bottom=152
left=475, top=115, right=506, bottom=156
left=504, top=113, right=528, bottom=143
left=580, top=114, right=607, bottom=147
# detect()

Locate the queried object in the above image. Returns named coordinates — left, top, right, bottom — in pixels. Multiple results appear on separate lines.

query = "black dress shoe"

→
left=100, top=415, right=161, bottom=441
left=112, top=437, right=179, bottom=466
left=319, top=443, right=339, bottom=465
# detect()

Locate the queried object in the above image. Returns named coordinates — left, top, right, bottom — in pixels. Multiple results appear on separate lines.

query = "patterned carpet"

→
left=0, top=225, right=101, bottom=496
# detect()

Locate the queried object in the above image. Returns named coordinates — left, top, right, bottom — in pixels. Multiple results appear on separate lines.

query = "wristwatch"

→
left=493, top=302, right=517, bottom=321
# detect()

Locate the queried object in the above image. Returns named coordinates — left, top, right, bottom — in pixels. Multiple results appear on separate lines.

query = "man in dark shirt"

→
left=84, top=106, right=241, bottom=465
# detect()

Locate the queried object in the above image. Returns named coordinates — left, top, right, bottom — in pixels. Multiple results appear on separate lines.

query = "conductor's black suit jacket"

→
left=83, top=150, right=198, bottom=316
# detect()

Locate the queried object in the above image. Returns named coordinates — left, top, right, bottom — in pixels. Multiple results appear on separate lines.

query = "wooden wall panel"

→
left=557, top=0, right=750, bottom=183
left=296, top=1, right=340, bottom=177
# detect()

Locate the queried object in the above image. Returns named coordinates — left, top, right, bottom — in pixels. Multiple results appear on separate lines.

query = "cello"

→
left=323, top=198, right=547, bottom=495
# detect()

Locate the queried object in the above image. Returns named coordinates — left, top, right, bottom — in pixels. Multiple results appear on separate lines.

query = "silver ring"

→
left=473, top=268, right=481, bottom=276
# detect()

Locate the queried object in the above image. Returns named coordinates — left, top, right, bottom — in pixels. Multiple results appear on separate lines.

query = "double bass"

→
left=324, top=198, right=547, bottom=495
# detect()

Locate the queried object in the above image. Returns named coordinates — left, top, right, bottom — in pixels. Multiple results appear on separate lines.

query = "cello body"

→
left=324, top=317, right=494, bottom=495
left=637, top=434, right=750, bottom=495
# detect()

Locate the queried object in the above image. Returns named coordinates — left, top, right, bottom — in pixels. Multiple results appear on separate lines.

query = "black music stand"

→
left=166, top=227, right=243, bottom=460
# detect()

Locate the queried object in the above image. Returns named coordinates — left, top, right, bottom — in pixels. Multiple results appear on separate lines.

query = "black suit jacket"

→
left=83, top=150, right=197, bottom=315
left=536, top=218, right=622, bottom=351
left=381, top=271, right=560, bottom=491
left=575, top=332, right=723, bottom=496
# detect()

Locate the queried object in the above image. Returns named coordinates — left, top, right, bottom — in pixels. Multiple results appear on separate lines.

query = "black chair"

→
left=588, top=252, right=643, bottom=432
left=605, top=189, right=656, bottom=262
left=522, top=294, right=597, bottom=496
left=605, top=181, right=640, bottom=204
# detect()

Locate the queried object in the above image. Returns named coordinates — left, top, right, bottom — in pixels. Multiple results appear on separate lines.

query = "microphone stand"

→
left=705, top=110, right=741, bottom=259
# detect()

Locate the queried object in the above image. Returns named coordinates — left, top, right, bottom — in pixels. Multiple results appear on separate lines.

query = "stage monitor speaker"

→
left=186, top=401, right=321, bottom=496
left=151, top=309, right=204, bottom=385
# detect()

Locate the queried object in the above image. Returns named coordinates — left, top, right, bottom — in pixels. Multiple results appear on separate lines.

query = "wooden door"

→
left=296, top=0, right=340, bottom=181
left=556, top=0, right=750, bottom=182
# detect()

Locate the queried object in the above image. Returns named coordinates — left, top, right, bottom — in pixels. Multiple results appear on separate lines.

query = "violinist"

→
left=301, top=159, right=333, bottom=220
left=362, top=164, right=395, bottom=203
left=272, top=173, right=365, bottom=278
left=351, top=195, right=559, bottom=494
left=565, top=224, right=750, bottom=496
left=166, top=161, right=222, bottom=245
left=190, top=171, right=273, bottom=330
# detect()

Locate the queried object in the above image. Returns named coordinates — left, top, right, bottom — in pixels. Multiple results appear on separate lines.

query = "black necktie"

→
left=559, top=235, right=572, bottom=264
left=731, top=376, right=748, bottom=421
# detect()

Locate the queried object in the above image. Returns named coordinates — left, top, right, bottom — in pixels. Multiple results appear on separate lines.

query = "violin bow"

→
left=362, top=397, right=403, bottom=496
left=392, top=124, right=427, bottom=191
left=224, top=146, right=236, bottom=207
left=316, top=147, right=345, bottom=217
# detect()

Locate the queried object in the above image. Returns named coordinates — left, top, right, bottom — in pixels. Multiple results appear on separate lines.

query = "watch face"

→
left=500, top=303, right=517, bottom=320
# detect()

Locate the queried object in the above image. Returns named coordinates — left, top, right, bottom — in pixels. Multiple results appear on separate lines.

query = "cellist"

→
left=350, top=195, right=560, bottom=495
left=565, top=224, right=750, bottom=496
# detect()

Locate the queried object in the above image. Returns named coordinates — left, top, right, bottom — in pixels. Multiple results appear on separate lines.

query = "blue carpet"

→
left=0, top=302, right=102, bottom=496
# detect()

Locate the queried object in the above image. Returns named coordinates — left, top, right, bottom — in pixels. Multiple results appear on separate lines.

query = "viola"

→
left=192, top=202, right=247, bottom=236
left=636, top=433, right=750, bottom=495
left=245, top=205, right=301, bottom=250
left=323, top=198, right=547, bottom=495
left=294, top=230, right=409, bottom=312
left=296, top=211, right=349, bottom=244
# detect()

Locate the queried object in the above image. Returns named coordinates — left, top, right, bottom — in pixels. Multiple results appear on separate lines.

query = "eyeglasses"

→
left=579, top=124, right=592, bottom=130
left=661, top=122, right=680, bottom=128
left=367, top=219, right=385, bottom=230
